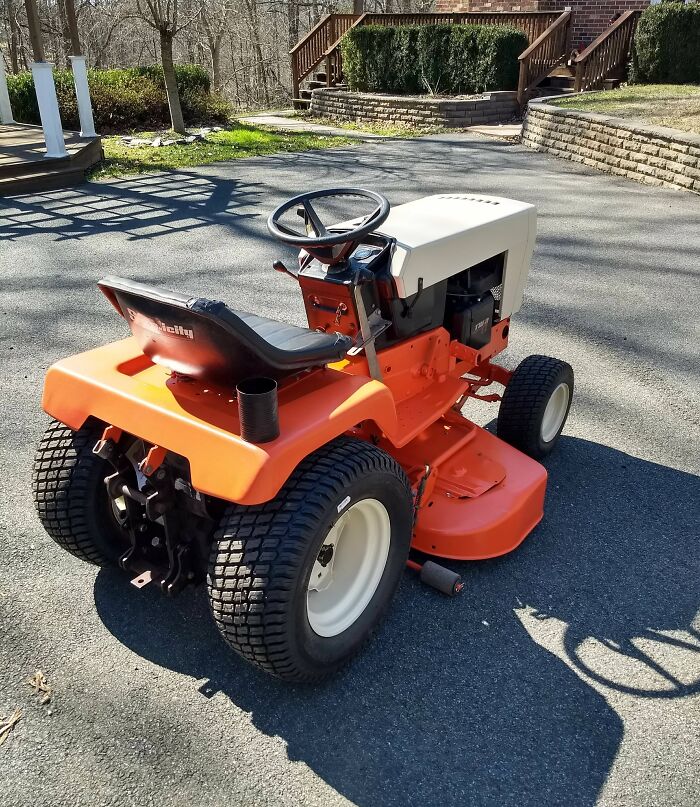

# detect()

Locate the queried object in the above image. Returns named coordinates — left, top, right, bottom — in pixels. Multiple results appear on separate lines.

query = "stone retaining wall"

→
left=522, top=99, right=700, bottom=195
left=310, top=88, right=518, bottom=129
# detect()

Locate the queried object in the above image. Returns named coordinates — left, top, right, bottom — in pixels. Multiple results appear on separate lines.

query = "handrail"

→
left=573, top=9, right=640, bottom=92
left=574, top=10, right=637, bottom=65
left=290, top=13, right=360, bottom=98
left=323, top=12, right=367, bottom=58
left=289, top=13, right=332, bottom=56
left=518, top=10, right=570, bottom=61
left=517, top=10, right=571, bottom=106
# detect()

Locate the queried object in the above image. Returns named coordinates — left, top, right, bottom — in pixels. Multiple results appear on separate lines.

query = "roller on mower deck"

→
left=33, top=189, right=573, bottom=683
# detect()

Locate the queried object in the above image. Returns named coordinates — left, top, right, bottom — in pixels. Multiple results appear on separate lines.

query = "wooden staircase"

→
left=291, top=10, right=641, bottom=111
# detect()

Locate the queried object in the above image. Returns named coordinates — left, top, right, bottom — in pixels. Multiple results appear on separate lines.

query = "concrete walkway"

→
left=239, top=111, right=388, bottom=139
left=240, top=110, right=523, bottom=142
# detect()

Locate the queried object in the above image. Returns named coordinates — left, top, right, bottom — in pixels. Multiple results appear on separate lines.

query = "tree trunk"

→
left=9, top=1, right=20, bottom=72
left=288, top=0, right=299, bottom=51
left=243, top=0, right=270, bottom=107
left=24, top=0, right=45, bottom=61
left=61, top=0, right=81, bottom=55
left=58, top=1, right=72, bottom=63
left=353, top=0, right=364, bottom=14
left=159, top=28, right=186, bottom=134
left=209, top=33, right=223, bottom=92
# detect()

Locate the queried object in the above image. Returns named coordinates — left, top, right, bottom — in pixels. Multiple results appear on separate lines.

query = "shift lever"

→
left=273, top=259, right=298, bottom=280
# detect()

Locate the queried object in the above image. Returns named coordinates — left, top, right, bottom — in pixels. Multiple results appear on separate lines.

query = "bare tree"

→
left=136, top=0, right=202, bottom=133
left=200, top=0, right=233, bottom=92
left=3, top=0, right=432, bottom=111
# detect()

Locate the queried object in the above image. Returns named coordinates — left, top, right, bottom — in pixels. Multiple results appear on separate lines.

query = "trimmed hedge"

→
left=7, top=64, right=231, bottom=133
left=341, top=24, right=528, bottom=95
left=631, top=2, right=700, bottom=85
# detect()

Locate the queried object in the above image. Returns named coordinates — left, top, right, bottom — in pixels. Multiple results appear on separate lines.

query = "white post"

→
left=0, top=53, right=14, bottom=123
left=30, top=61, right=67, bottom=159
left=69, top=55, right=96, bottom=138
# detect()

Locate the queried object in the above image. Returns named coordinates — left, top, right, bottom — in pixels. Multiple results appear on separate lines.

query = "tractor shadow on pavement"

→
left=94, top=436, right=700, bottom=807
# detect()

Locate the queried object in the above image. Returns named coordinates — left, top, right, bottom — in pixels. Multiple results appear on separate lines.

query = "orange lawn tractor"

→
left=33, top=189, right=573, bottom=682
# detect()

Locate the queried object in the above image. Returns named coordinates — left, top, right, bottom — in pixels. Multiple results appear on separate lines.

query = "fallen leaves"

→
left=26, top=670, right=53, bottom=705
left=0, top=708, right=22, bottom=746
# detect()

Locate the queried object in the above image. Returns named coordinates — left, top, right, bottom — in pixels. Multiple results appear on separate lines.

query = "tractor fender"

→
left=42, top=338, right=398, bottom=505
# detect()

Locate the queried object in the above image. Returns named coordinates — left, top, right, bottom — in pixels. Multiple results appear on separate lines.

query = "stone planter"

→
left=310, top=88, right=519, bottom=129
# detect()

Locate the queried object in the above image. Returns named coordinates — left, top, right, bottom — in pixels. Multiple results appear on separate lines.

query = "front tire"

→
left=32, top=419, right=125, bottom=565
left=207, top=436, right=413, bottom=682
left=497, top=355, right=574, bottom=460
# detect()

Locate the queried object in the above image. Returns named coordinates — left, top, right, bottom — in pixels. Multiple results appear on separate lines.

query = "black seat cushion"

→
left=98, top=276, right=352, bottom=386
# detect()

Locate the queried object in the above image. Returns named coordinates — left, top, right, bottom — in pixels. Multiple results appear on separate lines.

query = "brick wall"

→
left=522, top=99, right=700, bottom=195
left=310, top=88, right=519, bottom=129
left=435, top=0, right=650, bottom=47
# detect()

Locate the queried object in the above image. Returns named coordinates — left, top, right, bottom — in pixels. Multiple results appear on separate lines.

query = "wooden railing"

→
left=573, top=10, right=640, bottom=93
left=290, top=13, right=358, bottom=98
left=291, top=11, right=561, bottom=99
left=517, top=10, right=571, bottom=106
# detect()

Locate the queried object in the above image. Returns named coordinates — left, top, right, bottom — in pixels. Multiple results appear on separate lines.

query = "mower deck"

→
left=392, top=416, right=546, bottom=560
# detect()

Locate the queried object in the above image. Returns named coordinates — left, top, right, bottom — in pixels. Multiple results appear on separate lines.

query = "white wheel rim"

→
left=541, top=382, right=570, bottom=443
left=307, top=498, right=391, bottom=638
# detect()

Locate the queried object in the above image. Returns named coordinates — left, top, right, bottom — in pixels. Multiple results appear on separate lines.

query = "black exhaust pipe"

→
left=236, top=377, right=280, bottom=443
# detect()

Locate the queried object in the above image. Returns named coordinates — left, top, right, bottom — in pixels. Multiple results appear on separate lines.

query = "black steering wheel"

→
left=267, top=188, right=390, bottom=265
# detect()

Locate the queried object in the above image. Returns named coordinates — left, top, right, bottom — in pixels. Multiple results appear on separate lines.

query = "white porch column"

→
left=30, top=61, right=67, bottom=158
left=0, top=54, right=14, bottom=123
left=69, top=55, right=96, bottom=138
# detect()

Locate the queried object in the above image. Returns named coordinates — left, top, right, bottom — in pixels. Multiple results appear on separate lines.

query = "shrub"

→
left=631, top=2, right=700, bottom=84
left=341, top=23, right=528, bottom=95
left=6, top=64, right=230, bottom=133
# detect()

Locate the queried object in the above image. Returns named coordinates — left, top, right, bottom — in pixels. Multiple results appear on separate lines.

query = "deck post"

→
left=0, top=53, right=14, bottom=123
left=30, top=61, right=67, bottom=158
left=69, top=56, right=97, bottom=138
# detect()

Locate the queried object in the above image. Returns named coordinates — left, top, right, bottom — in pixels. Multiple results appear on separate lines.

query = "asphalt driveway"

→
left=1, top=133, right=698, bottom=807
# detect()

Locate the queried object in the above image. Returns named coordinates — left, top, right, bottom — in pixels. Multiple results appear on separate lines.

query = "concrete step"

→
left=530, top=86, right=575, bottom=99
left=549, top=65, right=575, bottom=78
left=541, top=75, right=576, bottom=89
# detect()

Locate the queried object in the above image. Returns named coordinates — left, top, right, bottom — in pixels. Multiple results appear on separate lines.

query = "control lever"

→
left=273, top=259, right=298, bottom=280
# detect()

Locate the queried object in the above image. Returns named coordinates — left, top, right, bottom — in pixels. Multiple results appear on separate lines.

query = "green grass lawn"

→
left=552, top=84, right=700, bottom=136
left=90, top=123, right=355, bottom=179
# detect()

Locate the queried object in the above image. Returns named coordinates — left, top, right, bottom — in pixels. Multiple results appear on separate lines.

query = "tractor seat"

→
left=98, top=276, right=353, bottom=387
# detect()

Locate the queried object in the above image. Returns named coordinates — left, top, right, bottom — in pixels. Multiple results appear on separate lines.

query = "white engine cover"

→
left=375, top=194, right=537, bottom=319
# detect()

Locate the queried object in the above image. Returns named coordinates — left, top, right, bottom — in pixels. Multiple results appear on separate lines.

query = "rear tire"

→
left=497, top=355, right=574, bottom=460
left=207, top=436, right=413, bottom=682
left=32, top=419, right=125, bottom=566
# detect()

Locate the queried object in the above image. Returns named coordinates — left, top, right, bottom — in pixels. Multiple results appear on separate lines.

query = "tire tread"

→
left=207, top=436, right=411, bottom=682
left=32, top=420, right=112, bottom=565
left=497, top=355, right=573, bottom=459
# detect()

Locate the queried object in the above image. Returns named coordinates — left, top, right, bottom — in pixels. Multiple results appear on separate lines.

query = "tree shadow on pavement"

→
left=0, top=171, right=264, bottom=243
left=93, top=437, right=699, bottom=807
